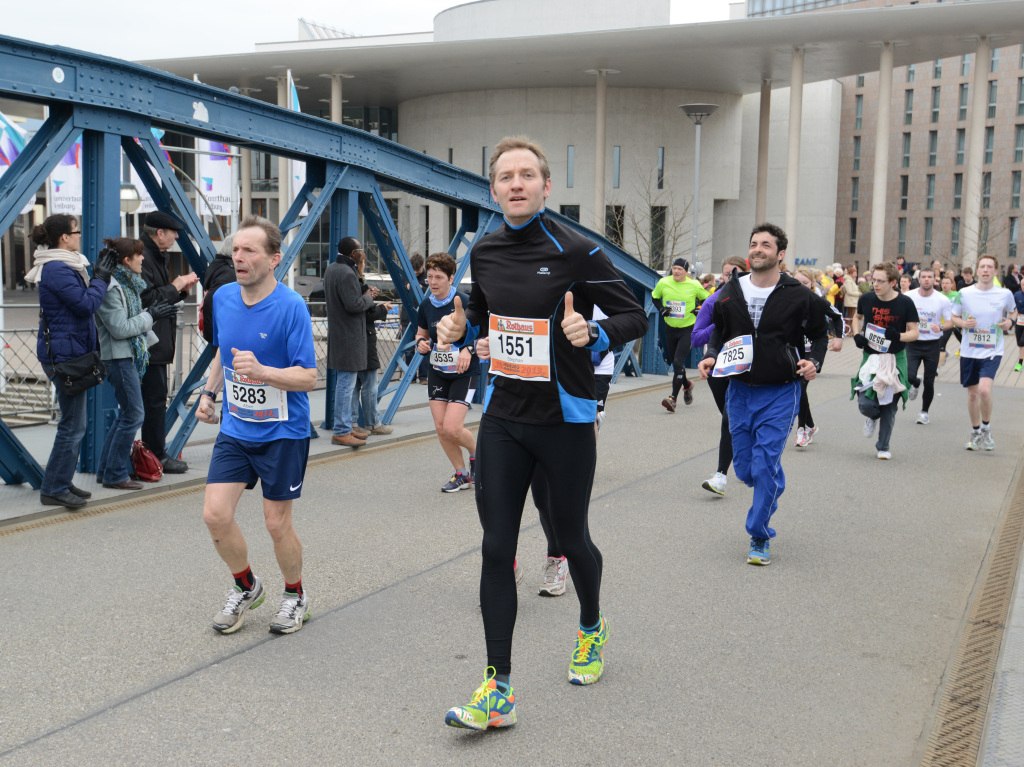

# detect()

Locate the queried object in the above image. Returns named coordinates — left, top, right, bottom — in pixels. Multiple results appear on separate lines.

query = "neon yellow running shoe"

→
left=569, top=613, right=607, bottom=685
left=444, top=667, right=517, bottom=729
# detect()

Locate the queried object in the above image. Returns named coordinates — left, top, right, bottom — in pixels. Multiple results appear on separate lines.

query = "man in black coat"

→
left=140, top=211, right=199, bottom=473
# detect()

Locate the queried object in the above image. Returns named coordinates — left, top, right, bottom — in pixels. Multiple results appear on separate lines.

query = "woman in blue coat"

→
left=25, top=214, right=114, bottom=508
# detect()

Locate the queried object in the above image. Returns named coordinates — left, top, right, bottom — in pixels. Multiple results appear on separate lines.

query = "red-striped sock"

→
left=285, top=580, right=304, bottom=597
left=233, top=566, right=255, bottom=591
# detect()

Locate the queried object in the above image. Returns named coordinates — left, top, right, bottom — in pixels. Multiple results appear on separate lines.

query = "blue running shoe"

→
left=569, top=613, right=608, bottom=685
left=445, top=667, right=517, bottom=729
left=747, top=538, right=771, bottom=565
left=442, top=471, right=471, bottom=493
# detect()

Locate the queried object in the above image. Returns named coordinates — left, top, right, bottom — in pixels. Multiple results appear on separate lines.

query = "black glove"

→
left=884, top=325, right=902, bottom=342
left=91, top=248, right=119, bottom=284
left=148, top=300, right=179, bottom=321
left=853, top=333, right=867, bottom=349
left=659, top=305, right=671, bottom=317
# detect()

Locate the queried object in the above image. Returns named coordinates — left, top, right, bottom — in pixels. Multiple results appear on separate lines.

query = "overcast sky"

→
left=3, top=0, right=736, bottom=61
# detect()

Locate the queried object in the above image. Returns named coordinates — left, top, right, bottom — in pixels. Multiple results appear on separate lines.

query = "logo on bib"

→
left=496, top=318, right=535, bottom=333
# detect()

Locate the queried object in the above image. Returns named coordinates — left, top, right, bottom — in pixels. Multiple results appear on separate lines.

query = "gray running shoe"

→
left=965, top=431, right=982, bottom=451
left=213, top=576, right=265, bottom=634
left=908, top=384, right=920, bottom=401
left=539, top=556, right=569, bottom=596
left=916, top=411, right=930, bottom=425
left=980, top=429, right=996, bottom=451
left=269, top=591, right=310, bottom=634
left=863, top=417, right=877, bottom=439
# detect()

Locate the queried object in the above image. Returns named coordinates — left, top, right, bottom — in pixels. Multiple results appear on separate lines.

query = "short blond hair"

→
left=488, top=136, right=550, bottom=184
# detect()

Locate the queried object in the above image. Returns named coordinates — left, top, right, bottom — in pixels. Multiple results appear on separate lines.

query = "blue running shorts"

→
left=207, top=433, right=310, bottom=500
left=960, top=355, right=1001, bottom=387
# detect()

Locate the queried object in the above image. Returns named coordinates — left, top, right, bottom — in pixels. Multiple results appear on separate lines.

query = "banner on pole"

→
left=197, top=140, right=233, bottom=217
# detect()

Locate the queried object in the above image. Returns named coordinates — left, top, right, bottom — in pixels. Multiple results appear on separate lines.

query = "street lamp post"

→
left=680, top=103, right=718, bottom=267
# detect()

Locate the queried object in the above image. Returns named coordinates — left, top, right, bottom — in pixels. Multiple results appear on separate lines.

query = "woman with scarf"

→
left=94, top=237, right=179, bottom=490
left=28, top=214, right=114, bottom=508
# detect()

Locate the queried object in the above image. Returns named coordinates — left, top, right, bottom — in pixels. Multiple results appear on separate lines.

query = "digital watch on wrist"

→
left=587, top=321, right=600, bottom=341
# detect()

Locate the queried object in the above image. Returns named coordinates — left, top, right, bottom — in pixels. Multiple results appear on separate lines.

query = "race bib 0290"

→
left=488, top=314, right=551, bottom=382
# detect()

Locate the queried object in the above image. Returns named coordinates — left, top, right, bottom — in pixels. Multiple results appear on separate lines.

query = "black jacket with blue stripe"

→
left=465, top=211, right=648, bottom=425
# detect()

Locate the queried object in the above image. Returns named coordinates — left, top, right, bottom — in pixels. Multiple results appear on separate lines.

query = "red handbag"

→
left=130, top=440, right=163, bottom=482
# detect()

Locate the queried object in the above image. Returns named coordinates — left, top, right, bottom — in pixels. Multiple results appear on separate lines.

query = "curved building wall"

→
left=434, top=0, right=670, bottom=41
left=397, top=85, right=742, bottom=269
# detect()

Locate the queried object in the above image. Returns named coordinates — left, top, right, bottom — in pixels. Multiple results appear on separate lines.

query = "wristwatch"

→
left=586, top=321, right=601, bottom=341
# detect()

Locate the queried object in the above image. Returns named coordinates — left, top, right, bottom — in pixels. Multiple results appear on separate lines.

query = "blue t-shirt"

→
left=416, top=289, right=479, bottom=380
left=212, top=282, right=316, bottom=441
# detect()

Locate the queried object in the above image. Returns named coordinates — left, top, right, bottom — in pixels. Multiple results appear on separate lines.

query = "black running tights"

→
left=664, top=324, right=693, bottom=399
left=707, top=374, right=733, bottom=475
left=797, top=378, right=814, bottom=429
left=476, top=415, right=601, bottom=675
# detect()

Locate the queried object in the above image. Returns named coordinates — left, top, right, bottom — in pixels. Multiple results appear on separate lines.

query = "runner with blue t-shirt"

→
left=415, top=252, right=480, bottom=492
left=196, top=216, right=317, bottom=636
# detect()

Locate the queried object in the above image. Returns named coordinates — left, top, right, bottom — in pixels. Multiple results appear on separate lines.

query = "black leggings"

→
left=707, top=375, right=733, bottom=475
left=476, top=415, right=601, bottom=675
left=797, top=378, right=814, bottom=429
left=907, top=340, right=941, bottom=413
left=663, top=324, right=693, bottom=399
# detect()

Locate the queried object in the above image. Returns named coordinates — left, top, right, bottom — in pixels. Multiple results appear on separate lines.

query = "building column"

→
left=784, top=47, right=804, bottom=264
left=593, top=69, right=608, bottom=232
left=321, top=73, right=352, bottom=124
left=869, top=42, right=894, bottom=263
left=755, top=78, right=771, bottom=225
left=962, top=36, right=992, bottom=269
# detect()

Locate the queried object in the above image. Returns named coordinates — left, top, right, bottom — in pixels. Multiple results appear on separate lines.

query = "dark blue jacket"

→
left=36, top=261, right=107, bottom=364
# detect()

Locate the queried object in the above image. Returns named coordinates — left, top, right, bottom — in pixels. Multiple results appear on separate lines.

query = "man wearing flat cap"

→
left=140, top=210, right=199, bottom=473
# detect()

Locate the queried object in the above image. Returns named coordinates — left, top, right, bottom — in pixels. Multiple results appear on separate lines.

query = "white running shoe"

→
left=268, top=591, right=310, bottom=634
left=806, top=425, right=818, bottom=444
left=980, top=429, right=996, bottom=451
left=794, top=427, right=807, bottom=447
left=965, top=431, right=982, bottom=451
left=212, top=575, right=265, bottom=634
left=514, top=557, right=524, bottom=585
left=916, top=411, right=930, bottom=425
left=877, top=450, right=892, bottom=460
left=538, top=556, right=569, bottom=596
left=863, top=417, right=877, bottom=439
left=909, top=384, right=920, bottom=401
left=702, top=472, right=727, bottom=496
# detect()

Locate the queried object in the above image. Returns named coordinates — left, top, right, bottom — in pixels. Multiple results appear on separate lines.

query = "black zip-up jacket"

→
left=140, top=232, right=188, bottom=364
left=465, top=211, right=648, bottom=425
left=704, top=272, right=828, bottom=385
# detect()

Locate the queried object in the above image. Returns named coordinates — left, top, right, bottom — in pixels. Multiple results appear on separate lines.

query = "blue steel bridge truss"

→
left=0, top=34, right=661, bottom=487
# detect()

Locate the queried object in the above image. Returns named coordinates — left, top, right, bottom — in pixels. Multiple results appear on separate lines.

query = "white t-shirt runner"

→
left=738, top=274, right=776, bottom=329
left=951, top=284, right=1016, bottom=359
left=906, top=288, right=953, bottom=342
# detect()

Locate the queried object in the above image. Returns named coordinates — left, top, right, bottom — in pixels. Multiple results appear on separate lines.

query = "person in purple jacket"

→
left=691, top=256, right=749, bottom=496
left=25, top=214, right=115, bottom=509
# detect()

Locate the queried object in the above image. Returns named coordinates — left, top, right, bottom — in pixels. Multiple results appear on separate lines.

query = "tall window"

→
left=905, top=89, right=914, bottom=125
left=951, top=217, right=961, bottom=257
left=933, top=59, right=943, bottom=79
left=991, top=48, right=1000, bottom=74
left=1017, top=125, right=1024, bottom=163
left=931, top=86, right=941, bottom=123
left=954, top=173, right=963, bottom=209
left=898, top=218, right=907, bottom=255
left=852, top=177, right=859, bottom=211
left=983, top=171, right=992, bottom=209
left=650, top=206, right=666, bottom=266
left=857, top=73, right=865, bottom=88
left=849, top=218, right=857, bottom=255
left=924, top=217, right=933, bottom=256
left=559, top=204, right=580, bottom=222
left=657, top=147, right=665, bottom=190
left=961, top=53, right=971, bottom=77
left=988, top=81, right=998, bottom=119
left=612, top=146, right=621, bottom=189
left=1010, top=217, right=1019, bottom=260
left=1012, top=171, right=1021, bottom=209
left=900, top=175, right=909, bottom=211
left=926, top=174, right=936, bottom=210
left=957, top=128, right=966, bottom=165
left=853, top=136, right=861, bottom=171
left=1017, top=78, right=1024, bottom=117
left=567, top=145, right=575, bottom=189
left=902, top=133, right=912, bottom=168
left=855, top=95, right=863, bottom=130
left=906, top=64, right=915, bottom=83
left=985, top=126, right=994, bottom=164
left=959, top=83, right=969, bottom=121
left=605, top=205, right=624, bottom=246
left=929, top=131, right=938, bottom=166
